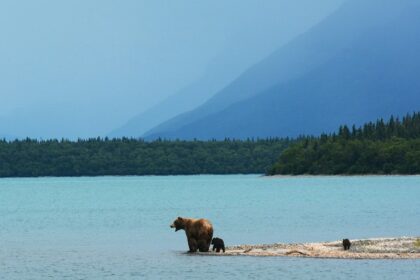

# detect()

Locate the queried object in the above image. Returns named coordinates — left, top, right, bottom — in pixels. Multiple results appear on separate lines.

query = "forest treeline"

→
left=1, top=113, right=419, bottom=177
left=0, top=138, right=290, bottom=177
left=268, top=112, right=420, bottom=175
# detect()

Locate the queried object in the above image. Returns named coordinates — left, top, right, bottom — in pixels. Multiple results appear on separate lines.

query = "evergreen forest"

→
left=268, top=112, right=420, bottom=175
left=0, top=138, right=289, bottom=177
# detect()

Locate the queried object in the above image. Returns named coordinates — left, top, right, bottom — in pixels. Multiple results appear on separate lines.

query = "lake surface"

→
left=0, top=175, right=419, bottom=279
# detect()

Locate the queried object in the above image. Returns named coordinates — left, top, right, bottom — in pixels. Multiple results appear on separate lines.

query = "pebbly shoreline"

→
left=205, top=237, right=420, bottom=259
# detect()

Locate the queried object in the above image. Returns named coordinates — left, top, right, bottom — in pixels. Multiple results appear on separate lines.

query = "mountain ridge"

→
left=145, top=0, right=420, bottom=140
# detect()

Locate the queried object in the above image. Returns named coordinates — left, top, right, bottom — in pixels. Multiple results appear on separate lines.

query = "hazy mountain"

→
left=109, top=1, right=344, bottom=138
left=108, top=70, right=224, bottom=138
left=108, top=56, right=249, bottom=138
left=145, top=0, right=420, bottom=140
left=1, top=1, right=345, bottom=139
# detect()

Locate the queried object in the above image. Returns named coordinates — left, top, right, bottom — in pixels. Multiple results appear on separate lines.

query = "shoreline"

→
left=264, top=174, right=420, bottom=178
left=204, top=237, right=420, bottom=259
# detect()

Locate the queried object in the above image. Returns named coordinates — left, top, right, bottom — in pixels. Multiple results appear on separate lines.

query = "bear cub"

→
left=211, top=237, right=225, bottom=253
left=342, top=239, right=351, bottom=250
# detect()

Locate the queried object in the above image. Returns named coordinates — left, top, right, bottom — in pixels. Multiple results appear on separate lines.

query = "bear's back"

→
left=185, top=218, right=213, bottom=238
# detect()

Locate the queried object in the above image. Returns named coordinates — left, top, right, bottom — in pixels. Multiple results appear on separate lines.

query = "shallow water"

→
left=0, top=175, right=419, bottom=279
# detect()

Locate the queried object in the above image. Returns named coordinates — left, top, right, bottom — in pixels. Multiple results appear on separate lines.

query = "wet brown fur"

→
left=171, top=217, right=213, bottom=252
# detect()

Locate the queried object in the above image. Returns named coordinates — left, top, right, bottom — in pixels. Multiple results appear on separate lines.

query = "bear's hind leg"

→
left=188, top=238, right=198, bottom=252
left=198, top=240, right=210, bottom=252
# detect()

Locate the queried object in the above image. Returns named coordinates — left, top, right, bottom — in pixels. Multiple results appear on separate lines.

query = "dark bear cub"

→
left=342, top=239, right=351, bottom=250
left=211, top=237, right=225, bottom=253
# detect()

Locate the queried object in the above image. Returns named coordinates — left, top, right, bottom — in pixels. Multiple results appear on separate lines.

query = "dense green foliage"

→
left=268, top=113, right=420, bottom=175
left=0, top=138, right=290, bottom=177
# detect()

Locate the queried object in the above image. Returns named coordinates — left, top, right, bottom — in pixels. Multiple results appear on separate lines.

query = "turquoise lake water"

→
left=0, top=175, right=419, bottom=279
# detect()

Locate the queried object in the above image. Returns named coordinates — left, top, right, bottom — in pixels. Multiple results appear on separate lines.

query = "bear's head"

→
left=170, top=217, right=185, bottom=232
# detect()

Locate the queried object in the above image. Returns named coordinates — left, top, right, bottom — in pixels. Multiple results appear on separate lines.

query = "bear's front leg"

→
left=188, top=238, right=198, bottom=252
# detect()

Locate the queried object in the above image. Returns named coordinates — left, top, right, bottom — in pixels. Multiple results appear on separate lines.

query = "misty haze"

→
left=1, top=1, right=419, bottom=279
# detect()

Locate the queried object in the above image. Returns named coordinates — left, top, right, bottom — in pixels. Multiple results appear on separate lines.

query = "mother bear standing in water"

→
left=170, top=217, right=213, bottom=252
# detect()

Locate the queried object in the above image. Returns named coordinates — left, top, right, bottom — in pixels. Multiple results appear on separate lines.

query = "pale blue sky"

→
left=0, top=0, right=344, bottom=138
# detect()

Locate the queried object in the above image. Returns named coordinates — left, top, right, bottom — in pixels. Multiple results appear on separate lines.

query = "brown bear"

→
left=170, top=217, right=213, bottom=252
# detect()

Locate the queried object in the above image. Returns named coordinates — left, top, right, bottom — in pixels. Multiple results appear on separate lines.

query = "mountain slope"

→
left=146, top=0, right=420, bottom=140
left=108, top=71, right=223, bottom=138
left=109, top=1, right=346, bottom=138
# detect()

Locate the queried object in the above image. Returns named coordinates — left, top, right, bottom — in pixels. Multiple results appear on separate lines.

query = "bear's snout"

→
left=170, top=223, right=179, bottom=231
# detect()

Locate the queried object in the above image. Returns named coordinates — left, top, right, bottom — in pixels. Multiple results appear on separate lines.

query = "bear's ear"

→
left=177, top=217, right=183, bottom=221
